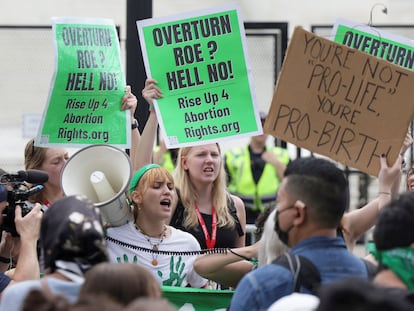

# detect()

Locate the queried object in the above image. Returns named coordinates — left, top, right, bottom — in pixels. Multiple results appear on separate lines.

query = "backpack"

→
left=272, top=253, right=321, bottom=293
left=272, top=253, right=378, bottom=294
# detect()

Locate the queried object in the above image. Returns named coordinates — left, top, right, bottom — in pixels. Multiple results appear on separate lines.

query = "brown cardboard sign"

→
left=264, top=27, right=414, bottom=176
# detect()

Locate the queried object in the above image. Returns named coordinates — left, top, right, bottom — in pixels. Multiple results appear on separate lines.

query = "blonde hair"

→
left=174, top=144, right=236, bottom=229
left=131, top=166, right=174, bottom=220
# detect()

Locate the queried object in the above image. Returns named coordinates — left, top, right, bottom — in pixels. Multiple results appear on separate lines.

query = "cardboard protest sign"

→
left=332, top=18, right=414, bottom=71
left=36, top=17, right=129, bottom=148
left=264, top=27, right=414, bottom=176
left=137, top=3, right=261, bottom=148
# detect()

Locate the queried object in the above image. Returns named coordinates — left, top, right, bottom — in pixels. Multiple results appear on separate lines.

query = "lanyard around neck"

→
left=195, top=204, right=217, bottom=249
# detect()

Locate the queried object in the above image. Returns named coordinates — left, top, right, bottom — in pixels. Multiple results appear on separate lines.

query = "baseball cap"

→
left=41, top=195, right=108, bottom=275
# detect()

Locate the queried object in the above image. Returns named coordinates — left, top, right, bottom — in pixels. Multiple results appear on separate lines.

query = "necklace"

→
left=135, top=224, right=167, bottom=266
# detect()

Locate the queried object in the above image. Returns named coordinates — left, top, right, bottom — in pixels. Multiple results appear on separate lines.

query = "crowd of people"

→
left=0, top=78, right=413, bottom=311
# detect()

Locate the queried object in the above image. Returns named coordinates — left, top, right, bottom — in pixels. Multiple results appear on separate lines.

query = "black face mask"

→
left=274, top=207, right=294, bottom=246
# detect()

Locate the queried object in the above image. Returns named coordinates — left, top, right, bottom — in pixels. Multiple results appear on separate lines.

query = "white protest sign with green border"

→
left=36, top=17, right=129, bottom=148
left=137, top=3, right=261, bottom=148
left=332, top=18, right=414, bottom=71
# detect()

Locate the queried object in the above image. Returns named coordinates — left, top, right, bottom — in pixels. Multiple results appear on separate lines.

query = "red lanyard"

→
left=195, top=204, right=217, bottom=249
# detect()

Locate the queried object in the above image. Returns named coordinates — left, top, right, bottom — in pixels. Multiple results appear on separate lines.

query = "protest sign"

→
left=332, top=18, right=414, bottom=71
left=36, top=17, right=129, bottom=148
left=264, top=27, right=414, bottom=176
left=137, top=3, right=261, bottom=148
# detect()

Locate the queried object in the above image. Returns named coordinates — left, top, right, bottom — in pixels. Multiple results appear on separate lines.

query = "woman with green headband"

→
left=135, top=79, right=246, bottom=253
left=105, top=164, right=207, bottom=288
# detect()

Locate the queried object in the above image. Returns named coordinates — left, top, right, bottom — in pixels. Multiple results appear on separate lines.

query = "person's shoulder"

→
left=229, top=194, right=244, bottom=207
left=45, top=278, right=81, bottom=301
left=233, top=263, right=295, bottom=308
left=106, top=222, right=133, bottom=234
left=3, top=279, right=42, bottom=292
left=170, top=226, right=195, bottom=240
left=1, top=279, right=42, bottom=301
left=169, top=226, right=201, bottom=249
left=229, top=194, right=245, bottom=219
left=106, top=222, right=136, bottom=243
left=246, top=261, right=293, bottom=281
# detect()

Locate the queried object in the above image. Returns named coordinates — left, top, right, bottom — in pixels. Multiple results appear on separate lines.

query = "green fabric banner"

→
left=36, top=17, right=129, bottom=148
left=162, top=286, right=233, bottom=311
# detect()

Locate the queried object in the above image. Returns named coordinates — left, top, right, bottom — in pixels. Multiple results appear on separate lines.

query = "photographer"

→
left=0, top=184, right=42, bottom=292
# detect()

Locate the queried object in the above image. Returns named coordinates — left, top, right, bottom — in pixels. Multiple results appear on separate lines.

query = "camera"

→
left=1, top=185, right=44, bottom=236
left=0, top=170, right=48, bottom=237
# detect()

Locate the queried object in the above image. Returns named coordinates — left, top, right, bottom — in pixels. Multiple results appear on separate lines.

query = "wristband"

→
left=149, top=103, right=155, bottom=112
left=0, top=256, right=10, bottom=264
left=131, top=119, right=139, bottom=130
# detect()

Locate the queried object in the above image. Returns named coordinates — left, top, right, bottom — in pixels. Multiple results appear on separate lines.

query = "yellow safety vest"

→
left=154, top=146, right=175, bottom=173
left=225, top=145, right=290, bottom=212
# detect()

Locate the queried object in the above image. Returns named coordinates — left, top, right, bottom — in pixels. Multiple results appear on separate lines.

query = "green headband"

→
left=129, top=164, right=160, bottom=195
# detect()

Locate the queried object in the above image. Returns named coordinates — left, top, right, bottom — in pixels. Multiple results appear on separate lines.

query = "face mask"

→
left=274, top=207, right=294, bottom=246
